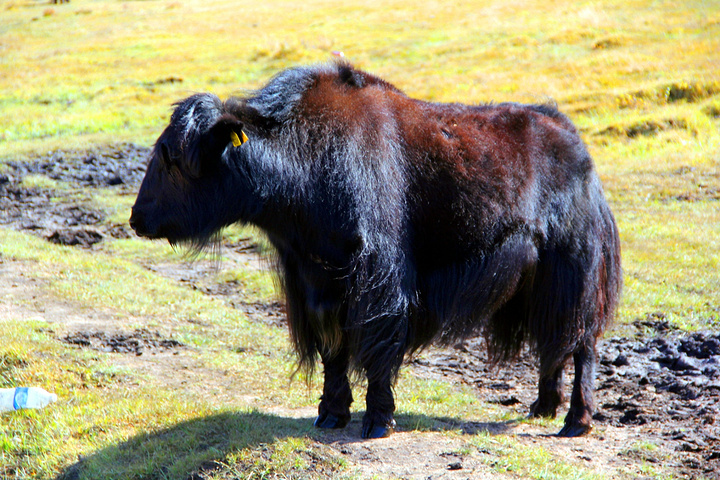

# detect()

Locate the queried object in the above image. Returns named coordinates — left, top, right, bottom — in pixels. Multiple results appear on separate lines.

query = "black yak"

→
left=130, top=62, right=621, bottom=438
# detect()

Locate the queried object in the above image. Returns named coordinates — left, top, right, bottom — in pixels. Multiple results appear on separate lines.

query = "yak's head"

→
left=129, top=93, right=250, bottom=250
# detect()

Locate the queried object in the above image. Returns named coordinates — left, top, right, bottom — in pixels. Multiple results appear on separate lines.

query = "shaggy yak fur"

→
left=130, top=62, right=621, bottom=439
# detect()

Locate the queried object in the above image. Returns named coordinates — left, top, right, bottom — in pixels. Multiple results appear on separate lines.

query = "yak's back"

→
left=243, top=62, right=402, bottom=129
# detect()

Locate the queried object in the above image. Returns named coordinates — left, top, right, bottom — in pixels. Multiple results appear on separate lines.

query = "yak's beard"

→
left=170, top=231, right=224, bottom=262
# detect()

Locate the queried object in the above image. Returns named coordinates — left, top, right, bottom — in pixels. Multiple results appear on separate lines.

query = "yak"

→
left=130, top=62, right=621, bottom=439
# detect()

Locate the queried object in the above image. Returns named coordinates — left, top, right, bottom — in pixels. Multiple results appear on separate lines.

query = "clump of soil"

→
left=3, top=143, right=150, bottom=188
left=47, top=228, right=104, bottom=247
left=62, top=328, right=184, bottom=356
left=0, top=144, right=149, bottom=245
left=411, top=317, right=720, bottom=477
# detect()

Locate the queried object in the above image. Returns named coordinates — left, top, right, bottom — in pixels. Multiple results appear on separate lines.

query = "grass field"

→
left=1, top=0, right=719, bottom=478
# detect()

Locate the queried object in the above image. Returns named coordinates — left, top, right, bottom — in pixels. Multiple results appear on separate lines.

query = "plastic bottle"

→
left=0, top=387, right=58, bottom=413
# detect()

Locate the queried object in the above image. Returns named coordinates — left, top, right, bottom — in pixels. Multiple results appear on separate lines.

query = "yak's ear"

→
left=186, top=114, right=248, bottom=177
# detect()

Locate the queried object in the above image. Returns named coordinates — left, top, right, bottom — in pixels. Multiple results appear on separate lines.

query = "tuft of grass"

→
left=616, top=441, right=668, bottom=479
left=209, top=437, right=352, bottom=480
left=616, top=81, right=720, bottom=109
left=17, top=174, right=62, bottom=191
left=471, top=432, right=604, bottom=480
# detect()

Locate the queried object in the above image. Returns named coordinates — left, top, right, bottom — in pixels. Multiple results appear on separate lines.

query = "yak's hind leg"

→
left=315, top=347, right=353, bottom=429
left=558, top=340, right=597, bottom=437
left=529, top=355, right=567, bottom=419
left=528, top=245, right=603, bottom=437
left=530, top=341, right=597, bottom=437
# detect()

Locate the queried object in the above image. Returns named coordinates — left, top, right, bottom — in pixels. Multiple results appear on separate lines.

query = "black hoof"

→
left=361, top=419, right=395, bottom=439
left=314, top=413, right=349, bottom=430
left=529, top=399, right=558, bottom=419
left=557, top=422, right=592, bottom=437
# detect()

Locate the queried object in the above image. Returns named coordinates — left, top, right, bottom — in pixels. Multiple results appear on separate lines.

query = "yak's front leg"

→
left=362, top=375, right=397, bottom=438
left=315, top=346, right=353, bottom=430
left=358, top=305, right=410, bottom=438
left=361, top=336, right=404, bottom=438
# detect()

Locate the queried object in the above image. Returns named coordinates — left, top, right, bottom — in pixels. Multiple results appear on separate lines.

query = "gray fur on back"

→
left=245, top=65, right=329, bottom=124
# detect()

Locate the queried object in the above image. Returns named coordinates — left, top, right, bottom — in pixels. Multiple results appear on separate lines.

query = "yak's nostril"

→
left=129, top=209, right=146, bottom=234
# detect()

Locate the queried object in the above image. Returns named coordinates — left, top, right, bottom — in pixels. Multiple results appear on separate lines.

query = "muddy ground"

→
left=1, top=145, right=719, bottom=479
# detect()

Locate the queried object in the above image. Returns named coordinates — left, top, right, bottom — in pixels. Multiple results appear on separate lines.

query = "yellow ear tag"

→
left=230, top=130, right=248, bottom=147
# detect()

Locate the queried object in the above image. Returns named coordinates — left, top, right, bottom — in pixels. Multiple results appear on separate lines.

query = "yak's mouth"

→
left=128, top=208, right=180, bottom=242
left=129, top=206, right=222, bottom=256
left=128, top=209, right=156, bottom=238
left=130, top=221, right=184, bottom=245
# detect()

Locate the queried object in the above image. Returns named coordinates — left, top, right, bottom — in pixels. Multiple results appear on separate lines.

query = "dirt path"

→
left=2, top=145, right=719, bottom=479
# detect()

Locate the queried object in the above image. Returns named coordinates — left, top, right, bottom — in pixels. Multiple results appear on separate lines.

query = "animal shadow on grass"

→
left=54, top=411, right=518, bottom=480
left=392, top=412, right=518, bottom=437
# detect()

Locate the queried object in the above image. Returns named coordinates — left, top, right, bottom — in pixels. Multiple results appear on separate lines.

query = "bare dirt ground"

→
left=1, top=145, right=719, bottom=479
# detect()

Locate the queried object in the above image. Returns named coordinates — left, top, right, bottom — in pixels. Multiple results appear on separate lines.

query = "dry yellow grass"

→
left=2, top=0, right=717, bottom=149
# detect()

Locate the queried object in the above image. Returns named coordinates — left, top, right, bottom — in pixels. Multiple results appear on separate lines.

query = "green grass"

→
left=0, top=228, right=319, bottom=479
left=470, top=432, right=605, bottom=480
left=1, top=0, right=719, bottom=478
